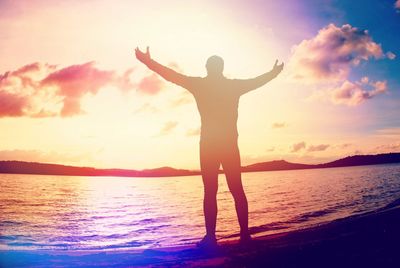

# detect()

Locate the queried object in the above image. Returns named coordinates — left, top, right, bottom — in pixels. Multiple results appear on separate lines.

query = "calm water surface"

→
left=1, top=164, right=400, bottom=250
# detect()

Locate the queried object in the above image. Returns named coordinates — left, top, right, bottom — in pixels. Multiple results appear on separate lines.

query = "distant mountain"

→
left=0, top=153, right=399, bottom=177
left=242, top=153, right=400, bottom=173
left=315, top=153, right=400, bottom=168
left=0, top=161, right=199, bottom=177
left=242, top=160, right=313, bottom=172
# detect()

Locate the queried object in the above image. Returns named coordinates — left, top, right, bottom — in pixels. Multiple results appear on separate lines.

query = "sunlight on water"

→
left=1, top=164, right=400, bottom=250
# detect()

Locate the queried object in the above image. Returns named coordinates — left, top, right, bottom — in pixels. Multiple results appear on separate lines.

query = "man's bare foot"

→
left=239, top=232, right=252, bottom=245
left=197, top=235, right=217, bottom=249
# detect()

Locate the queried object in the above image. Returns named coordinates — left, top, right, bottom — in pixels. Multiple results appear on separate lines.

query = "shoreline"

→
left=1, top=153, right=399, bottom=178
left=1, top=199, right=399, bottom=267
left=1, top=162, right=399, bottom=179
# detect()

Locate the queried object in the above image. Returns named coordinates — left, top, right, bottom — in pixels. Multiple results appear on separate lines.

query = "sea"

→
left=1, top=163, right=400, bottom=251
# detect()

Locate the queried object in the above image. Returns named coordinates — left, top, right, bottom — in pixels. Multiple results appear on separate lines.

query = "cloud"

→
left=330, top=79, right=387, bottom=106
left=396, top=0, right=400, bottom=10
left=309, top=77, right=387, bottom=106
left=39, top=62, right=113, bottom=116
left=374, top=143, right=400, bottom=153
left=0, top=90, right=29, bottom=117
left=289, top=24, right=385, bottom=83
left=374, top=127, right=400, bottom=138
left=115, top=68, right=136, bottom=92
left=386, top=51, right=396, bottom=60
left=291, top=142, right=306, bottom=152
left=186, top=127, right=200, bottom=137
left=134, top=103, right=159, bottom=114
left=169, top=91, right=194, bottom=108
left=291, top=142, right=331, bottom=153
left=41, top=62, right=114, bottom=97
left=339, top=143, right=352, bottom=149
left=271, top=122, right=286, bottom=129
left=289, top=24, right=392, bottom=106
left=141, top=62, right=185, bottom=98
left=0, top=62, right=137, bottom=117
left=171, top=95, right=193, bottom=107
left=137, top=74, right=164, bottom=95
left=159, top=121, right=178, bottom=135
left=0, top=62, right=59, bottom=117
left=307, top=144, right=330, bottom=152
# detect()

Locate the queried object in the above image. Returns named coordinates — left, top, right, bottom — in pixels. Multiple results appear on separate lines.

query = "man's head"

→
left=206, top=55, right=224, bottom=76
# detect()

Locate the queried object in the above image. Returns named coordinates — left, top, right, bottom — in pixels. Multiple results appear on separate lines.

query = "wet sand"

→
left=1, top=199, right=400, bottom=267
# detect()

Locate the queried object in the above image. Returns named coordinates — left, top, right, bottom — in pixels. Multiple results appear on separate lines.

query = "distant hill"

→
left=242, top=153, right=400, bottom=173
left=242, top=160, right=313, bottom=172
left=0, top=153, right=399, bottom=177
left=0, top=161, right=199, bottom=177
left=315, top=153, right=400, bottom=168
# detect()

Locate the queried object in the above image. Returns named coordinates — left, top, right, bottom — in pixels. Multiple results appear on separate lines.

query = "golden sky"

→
left=0, top=0, right=399, bottom=169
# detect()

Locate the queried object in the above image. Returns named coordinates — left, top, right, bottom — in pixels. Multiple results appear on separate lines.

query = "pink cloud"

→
left=41, top=62, right=116, bottom=116
left=396, top=0, right=400, bottom=9
left=137, top=74, right=164, bottom=95
left=0, top=90, right=29, bottom=117
left=0, top=62, right=55, bottom=89
left=60, top=97, right=84, bottom=117
left=0, top=62, right=137, bottom=117
left=289, top=24, right=392, bottom=106
left=331, top=79, right=387, bottom=106
left=371, top=80, right=388, bottom=94
left=0, top=62, right=56, bottom=117
left=41, top=62, right=115, bottom=97
left=117, top=68, right=136, bottom=92
left=289, top=24, right=384, bottom=82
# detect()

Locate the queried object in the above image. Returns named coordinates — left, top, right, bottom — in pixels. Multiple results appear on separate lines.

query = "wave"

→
left=0, top=220, right=25, bottom=227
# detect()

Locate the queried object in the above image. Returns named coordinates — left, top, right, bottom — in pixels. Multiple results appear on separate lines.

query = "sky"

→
left=0, top=0, right=399, bottom=169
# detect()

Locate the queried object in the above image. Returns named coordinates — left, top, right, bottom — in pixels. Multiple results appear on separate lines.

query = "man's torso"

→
left=188, top=77, right=241, bottom=142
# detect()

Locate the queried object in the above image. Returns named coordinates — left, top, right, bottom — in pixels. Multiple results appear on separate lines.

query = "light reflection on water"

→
left=1, top=164, right=400, bottom=250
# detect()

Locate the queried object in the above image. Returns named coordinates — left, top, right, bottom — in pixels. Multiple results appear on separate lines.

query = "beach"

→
left=1, top=198, right=399, bottom=267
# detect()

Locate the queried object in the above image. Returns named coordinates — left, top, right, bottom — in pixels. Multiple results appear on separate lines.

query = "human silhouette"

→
left=135, top=46, right=284, bottom=247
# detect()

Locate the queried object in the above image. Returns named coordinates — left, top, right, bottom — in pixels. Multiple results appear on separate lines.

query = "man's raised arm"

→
left=235, top=60, right=284, bottom=95
left=135, top=46, right=191, bottom=89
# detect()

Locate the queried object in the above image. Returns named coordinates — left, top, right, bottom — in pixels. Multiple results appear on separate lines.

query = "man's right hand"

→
left=135, top=46, right=151, bottom=64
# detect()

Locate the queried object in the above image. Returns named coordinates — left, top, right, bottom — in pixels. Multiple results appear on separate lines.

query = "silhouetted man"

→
left=135, top=47, right=284, bottom=247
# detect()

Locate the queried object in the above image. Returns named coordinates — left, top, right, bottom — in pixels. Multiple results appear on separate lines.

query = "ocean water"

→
left=1, top=164, right=400, bottom=251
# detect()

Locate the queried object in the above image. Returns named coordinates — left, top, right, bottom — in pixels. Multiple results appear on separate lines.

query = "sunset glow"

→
left=1, top=0, right=399, bottom=169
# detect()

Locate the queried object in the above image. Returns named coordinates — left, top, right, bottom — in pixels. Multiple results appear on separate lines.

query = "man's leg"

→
left=200, top=140, right=220, bottom=240
left=220, top=141, right=250, bottom=239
